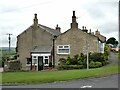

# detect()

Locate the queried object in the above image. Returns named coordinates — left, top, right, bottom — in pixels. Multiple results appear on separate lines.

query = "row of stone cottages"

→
left=16, top=11, right=106, bottom=71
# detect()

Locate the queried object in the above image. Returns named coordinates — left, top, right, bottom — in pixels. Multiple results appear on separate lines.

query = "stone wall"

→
left=17, top=25, right=53, bottom=70
left=54, top=28, right=99, bottom=66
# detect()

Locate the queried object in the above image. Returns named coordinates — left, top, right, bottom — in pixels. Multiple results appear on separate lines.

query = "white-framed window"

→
left=44, top=56, right=49, bottom=66
left=32, top=56, right=38, bottom=65
left=57, top=45, right=70, bottom=54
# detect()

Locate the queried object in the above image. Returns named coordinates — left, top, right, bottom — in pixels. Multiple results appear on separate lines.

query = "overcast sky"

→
left=0, top=0, right=119, bottom=47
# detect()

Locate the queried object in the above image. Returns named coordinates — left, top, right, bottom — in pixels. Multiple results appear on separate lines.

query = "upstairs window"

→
left=57, top=45, right=70, bottom=54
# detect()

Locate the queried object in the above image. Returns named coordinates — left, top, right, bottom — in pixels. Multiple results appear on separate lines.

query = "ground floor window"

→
left=32, top=56, right=37, bottom=65
left=44, top=56, right=49, bottom=66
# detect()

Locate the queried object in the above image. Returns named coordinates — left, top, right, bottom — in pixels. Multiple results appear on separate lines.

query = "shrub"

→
left=66, top=54, right=72, bottom=65
left=89, top=61, right=102, bottom=68
left=58, top=58, right=66, bottom=65
left=104, top=44, right=110, bottom=60
left=66, top=60, right=70, bottom=65
left=57, top=65, right=84, bottom=70
left=89, top=53, right=104, bottom=62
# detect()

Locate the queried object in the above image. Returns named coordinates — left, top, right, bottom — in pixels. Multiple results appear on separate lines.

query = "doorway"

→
left=38, top=56, right=43, bottom=71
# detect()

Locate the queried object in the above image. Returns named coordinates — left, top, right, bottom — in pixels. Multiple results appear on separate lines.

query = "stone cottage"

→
left=54, top=11, right=106, bottom=66
left=16, top=11, right=106, bottom=71
left=16, top=14, right=61, bottom=71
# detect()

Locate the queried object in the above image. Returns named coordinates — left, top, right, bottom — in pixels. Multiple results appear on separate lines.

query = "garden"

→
left=57, top=44, right=110, bottom=70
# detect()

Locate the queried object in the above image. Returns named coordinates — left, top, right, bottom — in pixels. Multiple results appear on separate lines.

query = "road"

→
left=1, top=73, right=119, bottom=89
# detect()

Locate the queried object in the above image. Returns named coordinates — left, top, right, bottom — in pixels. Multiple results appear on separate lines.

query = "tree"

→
left=106, top=37, right=118, bottom=46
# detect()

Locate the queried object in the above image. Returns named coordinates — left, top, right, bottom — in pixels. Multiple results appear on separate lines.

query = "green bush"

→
left=66, top=54, right=72, bottom=65
left=66, top=60, right=70, bottom=65
left=58, top=58, right=66, bottom=65
left=89, top=61, right=102, bottom=68
left=89, top=53, right=104, bottom=62
left=57, top=65, right=84, bottom=70
left=104, top=44, right=110, bottom=60
left=58, top=52, right=108, bottom=70
left=102, top=61, right=110, bottom=66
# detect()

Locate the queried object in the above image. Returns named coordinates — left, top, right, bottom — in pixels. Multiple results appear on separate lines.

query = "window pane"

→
left=58, top=49, right=69, bottom=53
left=45, top=59, right=48, bottom=64
left=59, top=46, right=63, bottom=48
left=64, top=46, right=69, bottom=48
left=33, top=59, right=37, bottom=64
left=33, top=56, right=36, bottom=58
left=45, top=56, right=48, bottom=58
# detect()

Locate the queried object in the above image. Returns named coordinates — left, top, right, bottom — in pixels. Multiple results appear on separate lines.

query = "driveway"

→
left=103, top=52, right=118, bottom=67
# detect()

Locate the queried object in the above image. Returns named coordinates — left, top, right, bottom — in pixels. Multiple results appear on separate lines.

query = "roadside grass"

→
left=0, top=50, right=16, bottom=56
left=114, top=51, right=120, bottom=63
left=0, top=73, right=1, bottom=84
left=1, top=65, right=118, bottom=85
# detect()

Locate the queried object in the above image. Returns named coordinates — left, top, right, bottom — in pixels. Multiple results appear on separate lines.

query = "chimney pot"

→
left=55, top=24, right=61, bottom=32
left=33, top=13, right=38, bottom=25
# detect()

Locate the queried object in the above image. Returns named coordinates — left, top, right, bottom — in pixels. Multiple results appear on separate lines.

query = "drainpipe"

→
left=53, top=36, right=57, bottom=68
left=30, top=52, right=32, bottom=70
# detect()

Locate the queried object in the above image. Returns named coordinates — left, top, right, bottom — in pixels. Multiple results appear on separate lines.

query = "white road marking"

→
left=81, top=85, right=92, bottom=88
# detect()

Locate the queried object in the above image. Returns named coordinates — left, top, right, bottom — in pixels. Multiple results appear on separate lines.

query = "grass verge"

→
left=1, top=65, right=118, bottom=85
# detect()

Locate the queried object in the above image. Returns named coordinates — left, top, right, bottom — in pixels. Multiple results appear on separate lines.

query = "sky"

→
left=0, top=0, right=119, bottom=47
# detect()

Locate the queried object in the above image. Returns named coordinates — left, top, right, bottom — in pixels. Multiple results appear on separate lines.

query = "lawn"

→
left=0, top=50, right=16, bottom=56
left=1, top=65, right=118, bottom=85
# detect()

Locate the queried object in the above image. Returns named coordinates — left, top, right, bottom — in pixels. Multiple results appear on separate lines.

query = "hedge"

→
left=57, top=65, right=84, bottom=70
left=89, top=61, right=102, bottom=68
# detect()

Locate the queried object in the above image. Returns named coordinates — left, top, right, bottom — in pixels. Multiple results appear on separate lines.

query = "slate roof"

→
left=96, top=34, right=106, bottom=43
left=17, top=24, right=61, bottom=38
left=38, top=24, right=61, bottom=36
left=31, top=46, right=52, bottom=53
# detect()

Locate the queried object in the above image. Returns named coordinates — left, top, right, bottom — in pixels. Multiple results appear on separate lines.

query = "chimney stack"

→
left=89, top=29, right=91, bottom=34
left=55, top=24, right=61, bottom=32
left=95, top=29, right=100, bottom=36
left=82, top=26, right=88, bottom=33
left=91, top=32, right=94, bottom=35
left=70, top=11, right=78, bottom=29
left=33, top=13, right=38, bottom=25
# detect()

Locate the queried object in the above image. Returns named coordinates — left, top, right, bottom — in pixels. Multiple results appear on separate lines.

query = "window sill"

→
left=26, top=64, right=31, bottom=66
left=44, top=64, right=49, bottom=66
left=57, top=53, right=70, bottom=55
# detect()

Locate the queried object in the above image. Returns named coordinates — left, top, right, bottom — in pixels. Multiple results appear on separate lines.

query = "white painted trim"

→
left=43, top=56, right=49, bottom=66
left=57, top=45, right=70, bottom=54
left=31, top=53, right=51, bottom=71
left=31, top=53, right=51, bottom=56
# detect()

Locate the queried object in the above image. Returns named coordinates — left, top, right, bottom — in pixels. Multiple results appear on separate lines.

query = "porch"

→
left=28, top=46, right=54, bottom=71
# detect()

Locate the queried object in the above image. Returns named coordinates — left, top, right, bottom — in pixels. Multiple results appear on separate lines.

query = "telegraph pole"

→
left=83, top=38, right=89, bottom=70
left=86, top=41, right=89, bottom=70
left=6, top=33, right=12, bottom=53
left=86, top=47, right=89, bottom=70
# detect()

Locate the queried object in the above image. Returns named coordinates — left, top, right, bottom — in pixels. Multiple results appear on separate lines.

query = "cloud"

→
left=0, top=0, right=119, bottom=47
